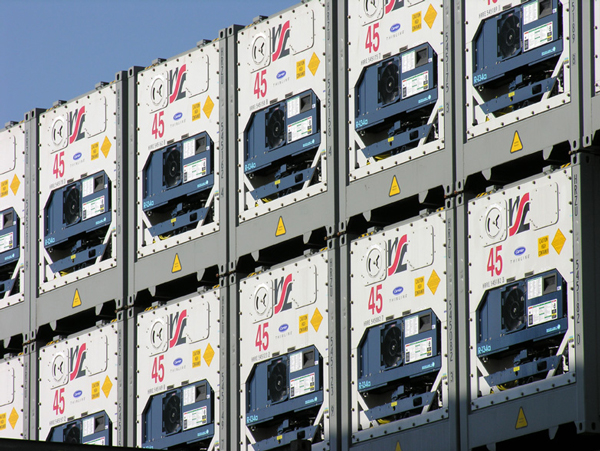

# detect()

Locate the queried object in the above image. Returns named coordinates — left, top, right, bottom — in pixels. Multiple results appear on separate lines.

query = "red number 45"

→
left=152, top=111, right=164, bottom=139
left=365, top=23, right=380, bottom=53
left=255, top=322, right=269, bottom=352
left=254, top=69, right=267, bottom=99
left=151, top=355, right=164, bottom=383
left=487, top=245, right=503, bottom=277
left=368, top=284, right=383, bottom=315
left=53, top=388, right=65, bottom=415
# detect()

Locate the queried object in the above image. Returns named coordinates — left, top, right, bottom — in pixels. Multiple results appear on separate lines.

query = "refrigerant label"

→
left=287, top=96, right=301, bottom=118
left=523, top=1, right=539, bottom=25
left=402, top=50, right=416, bottom=73
left=183, top=158, right=207, bottom=183
left=82, top=417, right=95, bottom=438
left=183, top=406, right=207, bottom=430
left=183, top=386, right=195, bottom=406
left=82, top=196, right=105, bottom=220
left=402, top=71, right=429, bottom=99
left=0, top=232, right=13, bottom=253
left=405, top=337, right=432, bottom=364
left=287, top=117, right=313, bottom=143
left=527, top=276, right=543, bottom=300
left=524, top=22, right=553, bottom=52
left=404, top=315, right=419, bottom=338
left=290, top=351, right=303, bottom=373
left=183, top=139, right=196, bottom=159
left=528, top=299, right=558, bottom=326
left=82, top=177, right=95, bottom=197
left=290, top=373, right=315, bottom=398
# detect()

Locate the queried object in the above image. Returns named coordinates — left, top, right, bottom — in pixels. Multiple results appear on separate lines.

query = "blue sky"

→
left=0, top=0, right=298, bottom=126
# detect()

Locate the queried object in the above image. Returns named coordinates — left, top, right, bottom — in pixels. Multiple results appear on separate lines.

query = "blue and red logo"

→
left=388, top=234, right=408, bottom=277
left=69, top=343, right=87, bottom=381
left=169, top=64, right=187, bottom=104
left=508, top=193, right=530, bottom=237
left=385, top=0, right=404, bottom=14
left=68, top=107, right=86, bottom=144
left=274, top=274, right=293, bottom=314
left=169, top=309, right=187, bottom=348
left=272, top=20, right=291, bottom=62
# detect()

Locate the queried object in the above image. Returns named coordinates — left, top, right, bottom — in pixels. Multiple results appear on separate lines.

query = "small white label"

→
left=82, top=417, right=95, bottom=438
left=402, top=70, right=429, bottom=99
left=287, top=117, right=313, bottom=143
left=527, top=276, right=543, bottom=300
left=523, top=1, right=539, bottom=25
left=0, top=232, right=13, bottom=253
left=404, top=316, right=419, bottom=338
left=84, top=437, right=106, bottom=445
left=401, top=50, right=416, bottom=73
left=524, top=22, right=553, bottom=52
left=287, top=97, right=301, bottom=118
left=289, top=351, right=303, bottom=373
left=82, top=196, right=105, bottom=221
left=183, top=158, right=207, bottom=183
left=528, top=299, right=558, bottom=326
left=183, top=386, right=195, bottom=406
left=183, top=139, right=196, bottom=159
left=290, top=372, right=315, bottom=398
left=405, top=337, right=432, bottom=364
left=82, top=177, right=95, bottom=198
left=183, top=406, right=207, bottom=430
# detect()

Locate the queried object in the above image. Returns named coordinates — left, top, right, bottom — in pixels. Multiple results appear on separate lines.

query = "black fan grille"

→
left=381, top=324, right=402, bottom=368
left=164, top=148, right=182, bottom=188
left=266, top=108, right=286, bottom=150
left=64, top=423, right=81, bottom=444
left=163, top=393, right=182, bottom=434
left=63, top=185, right=81, bottom=226
left=498, top=14, right=521, bottom=59
left=378, top=60, right=400, bottom=105
left=267, top=360, right=288, bottom=403
left=502, top=287, right=525, bottom=332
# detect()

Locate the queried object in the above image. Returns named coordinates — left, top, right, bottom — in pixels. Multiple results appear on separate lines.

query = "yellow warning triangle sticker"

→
left=395, top=442, right=402, bottom=451
left=389, top=176, right=400, bottom=197
left=172, top=254, right=182, bottom=273
left=276, top=217, right=286, bottom=237
left=515, top=407, right=528, bottom=429
left=510, top=131, right=523, bottom=153
left=72, top=289, right=82, bottom=308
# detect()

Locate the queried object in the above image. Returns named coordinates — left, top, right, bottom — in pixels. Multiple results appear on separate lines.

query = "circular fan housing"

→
left=381, top=324, right=403, bottom=368
left=502, top=287, right=525, bottom=332
left=63, top=185, right=81, bottom=226
left=163, top=393, right=182, bottom=434
left=267, top=360, right=288, bottom=403
left=64, top=423, right=81, bottom=444
left=498, top=14, right=521, bottom=59
left=378, top=60, right=400, bottom=105
left=266, top=108, right=286, bottom=150
left=164, top=147, right=182, bottom=188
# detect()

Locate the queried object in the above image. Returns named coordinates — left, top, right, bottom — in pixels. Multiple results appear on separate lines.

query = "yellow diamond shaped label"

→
left=8, top=408, right=18, bottom=430
left=424, top=4, right=437, bottom=29
left=428, top=270, right=440, bottom=295
left=92, top=381, right=100, bottom=400
left=0, top=180, right=7, bottom=198
left=102, top=375, right=113, bottom=398
left=192, top=349, right=202, bottom=368
left=203, top=96, right=214, bottom=119
left=552, top=229, right=566, bottom=255
left=101, top=136, right=112, bottom=158
left=308, top=52, right=320, bottom=76
left=10, top=175, right=20, bottom=196
left=311, top=308, right=323, bottom=332
left=0, top=412, right=5, bottom=430
left=204, top=343, right=215, bottom=367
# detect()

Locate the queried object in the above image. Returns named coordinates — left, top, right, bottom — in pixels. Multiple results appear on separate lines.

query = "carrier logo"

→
left=68, top=106, right=86, bottom=144
left=546, top=324, right=561, bottom=333
left=169, top=309, right=187, bottom=348
left=276, top=70, right=287, bottom=79
left=274, top=273, right=293, bottom=314
left=272, top=20, right=291, bottom=61
left=73, top=390, right=83, bottom=398
left=173, top=112, right=183, bottom=121
left=393, top=286, right=404, bottom=296
left=69, top=343, right=87, bottom=381
left=514, top=247, right=526, bottom=256
left=421, top=361, right=435, bottom=370
left=279, top=324, right=289, bottom=333
left=173, top=357, right=183, bottom=366
left=385, top=0, right=404, bottom=14
left=388, top=234, right=408, bottom=276
left=508, top=193, right=530, bottom=236
left=390, top=23, right=401, bottom=33
left=169, top=64, right=187, bottom=104
left=73, top=152, right=82, bottom=161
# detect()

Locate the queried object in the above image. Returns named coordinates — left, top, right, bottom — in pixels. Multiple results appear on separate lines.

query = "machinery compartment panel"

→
left=0, top=124, right=25, bottom=309
left=465, top=0, right=570, bottom=138
left=38, top=85, right=119, bottom=292
left=38, top=322, right=119, bottom=445
left=467, top=167, right=574, bottom=409
left=136, top=289, right=220, bottom=450
left=349, top=211, right=448, bottom=442
left=0, top=354, right=25, bottom=439
left=348, top=0, right=445, bottom=180
left=137, top=40, right=221, bottom=257
left=239, top=251, right=329, bottom=450
left=236, top=0, right=327, bottom=221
